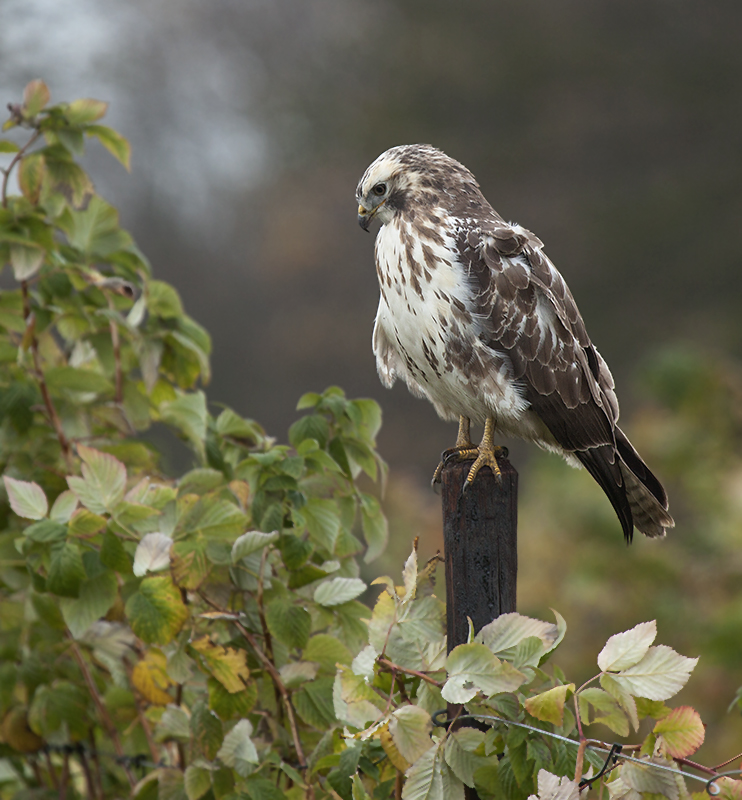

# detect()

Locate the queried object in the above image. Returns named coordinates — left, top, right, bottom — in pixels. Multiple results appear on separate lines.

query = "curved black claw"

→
left=431, top=446, right=479, bottom=486
left=462, top=445, right=509, bottom=490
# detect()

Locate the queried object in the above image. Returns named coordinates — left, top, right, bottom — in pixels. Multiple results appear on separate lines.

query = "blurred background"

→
left=2, top=0, right=742, bottom=763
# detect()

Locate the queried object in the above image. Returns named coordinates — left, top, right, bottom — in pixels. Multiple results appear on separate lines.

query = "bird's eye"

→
left=372, top=182, right=387, bottom=196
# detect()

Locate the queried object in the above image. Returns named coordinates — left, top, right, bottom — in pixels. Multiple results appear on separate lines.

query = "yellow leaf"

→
left=380, top=723, right=409, bottom=773
left=524, top=683, right=574, bottom=726
left=190, top=636, right=250, bottom=694
left=132, top=649, right=174, bottom=705
left=23, top=79, right=50, bottom=117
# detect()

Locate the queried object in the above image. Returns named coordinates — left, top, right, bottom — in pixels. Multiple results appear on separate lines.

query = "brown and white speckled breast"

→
left=371, top=214, right=530, bottom=427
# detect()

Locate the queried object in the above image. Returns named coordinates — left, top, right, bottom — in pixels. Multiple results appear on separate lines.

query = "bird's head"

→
left=356, top=144, right=480, bottom=231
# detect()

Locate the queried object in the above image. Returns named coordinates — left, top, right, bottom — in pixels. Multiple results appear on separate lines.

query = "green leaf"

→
left=0, top=140, right=20, bottom=153
left=442, top=643, right=526, bottom=704
left=28, top=680, right=89, bottom=741
left=360, top=493, right=388, bottom=563
left=3, top=476, right=48, bottom=520
left=67, top=508, right=106, bottom=537
left=265, top=598, right=311, bottom=649
left=289, top=413, right=330, bottom=449
left=125, top=575, right=189, bottom=644
left=32, top=592, right=66, bottom=629
left=17, top=152, right=45, bottom=203
left=401, top=744, right=445, bottom=800
left=216, top=718, right=258, bottom=777
left=67, top=445, right=127, bottom=514
left=178, top=468, right=225, bottom=496
left=191, top=701, right=224, bottom=761
left=303, top=634, right=352, bottom=673
left=598, top=621, right=656, bottom=672
left=215, top=407, right=260, bottom=439
left=47, top=542, right=87, bottom=598
left=292, top=676, right=337, bottom=729
left=61, top=196, right=130, bottom=257
left=444, top=728, right=487, bottom=789
left=577, top=687, right=629, bottom=736
left=60, top=569, right=117, bottom=637
left=600, top=673, right=639, bottom=732
left=245, top=776, right=288, bottom=800
left=133, top=532, right=173, bottom=577
left=300, top=497, right=342, bottom=552
left=9, top=242, right=44, bottom=280
left=333, top=667, right=385, bottom=729
left=57, top=128, right=85, bottom=157
left=49, top=490, right=78, bottom=522
left=44, top=154, right=92, bottom=208
left=65, top=98, right=108, bottom=125
left=24, top=518, right=66, bottom=543
left=208, top=676, right=257, bottom=721
left=148, top=280, right=184, bottom=318
left=154, top=706, right=191, bottom=742
left=314, top=576, right=367, bottom=607
left=612, top=645, right=698, bottom=701
left=279, top=660, right=319, bottom=688
left=184, top=765, right=212, bottom=800
left=23, top=79, right=51, bottom=117
left=475, top=613, right=560, bottom=660
left=231, top=529, right=279, bottom=562
left=620, top=757, right=681, bottom=799
left=161, top=391, right=208, bottom=455
left=524, top=684, right=575, bottom=726
left=85, top=124, right=131, bottom=169
left=45, top=366, right=112, bottom=395
left=390, top=705, right=434, bottom=764
left=100, top=529, right=133, bottom=573
left=296, top=392, right=322, bottom=410
left=178, top=495, right=248, bottom=540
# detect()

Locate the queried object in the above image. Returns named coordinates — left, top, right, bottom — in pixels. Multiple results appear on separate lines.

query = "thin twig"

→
left=44, top=749, right=59, bottom=790
left=132, top=688, right=160, bottom=766
left=88, top=728, right=104, bottom=799
left=68, top=638, right=136, bottom=788
left=573, top=695, right=587, bottom=782
left=1, top=129, right=41, bottom=208
left=58, top=748, right=69, bottom=800
left=198, top=591, right=315, bottom=800
left=256, top=547, right=282, bottom=720
left=377, top=657, right=443, bottom=687
left=106, top=295, right=123, bottom=403
left=21, top=282, right=73, bottom=470
left=77, top=745, right=98, bottom=800
left=30, top=756, right=45, bottom=788
left=175, top=684, right=187, bottom=770
left=713, top=752, right=742, bottom=772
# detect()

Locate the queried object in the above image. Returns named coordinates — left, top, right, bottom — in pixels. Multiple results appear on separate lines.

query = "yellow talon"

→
left=432, top=416, right=507, bottom=486
left=432, top=416, right=474, bottom=484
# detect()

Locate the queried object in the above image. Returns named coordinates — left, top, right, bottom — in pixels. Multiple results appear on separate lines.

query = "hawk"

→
left=356, top=144, right=674, bottom=541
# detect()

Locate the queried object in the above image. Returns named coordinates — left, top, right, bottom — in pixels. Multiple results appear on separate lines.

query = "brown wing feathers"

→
left=462, top=220, right=647, bottom=540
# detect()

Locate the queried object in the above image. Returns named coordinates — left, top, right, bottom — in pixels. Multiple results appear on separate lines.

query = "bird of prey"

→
left=356, top=144, right=674, bottom=541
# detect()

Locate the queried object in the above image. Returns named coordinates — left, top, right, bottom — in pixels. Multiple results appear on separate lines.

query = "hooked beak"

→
left=357, top=203, right=373, bottom=232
